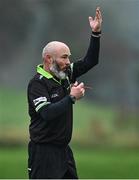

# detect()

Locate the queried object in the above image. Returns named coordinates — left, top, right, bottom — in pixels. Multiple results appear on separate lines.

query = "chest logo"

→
left=51, top=93, right=59, bottom=98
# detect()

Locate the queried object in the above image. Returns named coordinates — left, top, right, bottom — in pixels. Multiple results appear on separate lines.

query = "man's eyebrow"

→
left=62, top=53, right=71, bottom=57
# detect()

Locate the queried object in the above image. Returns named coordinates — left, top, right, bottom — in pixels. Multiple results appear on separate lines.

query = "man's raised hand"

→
left=88, top=7, right=102, bottom=32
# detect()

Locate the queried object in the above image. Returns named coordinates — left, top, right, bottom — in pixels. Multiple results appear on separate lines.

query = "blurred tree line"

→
left=0, top=0, right=139, bottom=109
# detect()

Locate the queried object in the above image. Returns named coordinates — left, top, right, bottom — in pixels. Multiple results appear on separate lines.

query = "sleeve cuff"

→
left=92, top=31, right=101, bottom=38
left=69, top=95, right=76, bottom=104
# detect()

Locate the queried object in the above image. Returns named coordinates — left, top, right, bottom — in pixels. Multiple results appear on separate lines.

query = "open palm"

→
left=89, top=7, right=102, bottom=32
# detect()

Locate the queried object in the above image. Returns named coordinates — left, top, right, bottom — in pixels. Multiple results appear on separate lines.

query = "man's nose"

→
left=66, top=58, right=70, bottom=66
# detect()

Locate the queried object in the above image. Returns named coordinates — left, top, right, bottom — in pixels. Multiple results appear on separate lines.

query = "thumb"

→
left=74, top=81, right=78, bottom=87
left=88, top=16, right=93, bottom=23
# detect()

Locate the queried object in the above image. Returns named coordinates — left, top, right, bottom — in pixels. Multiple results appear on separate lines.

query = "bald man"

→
left=27, top=7, right=102, bottom=179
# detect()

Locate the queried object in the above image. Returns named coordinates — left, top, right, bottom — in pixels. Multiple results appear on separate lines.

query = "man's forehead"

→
left=43, top=41, right=71, bottom=57
left=61, top=52, right=71, bottom=57
left=48, top=41, right=69, bottom=50
left=57, top=45, right=71, bottom=56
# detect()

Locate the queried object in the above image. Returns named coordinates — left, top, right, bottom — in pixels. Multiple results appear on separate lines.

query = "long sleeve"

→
left=71, top=31, right=101, bottom=82
left=38, top=95, right=73, bottom=121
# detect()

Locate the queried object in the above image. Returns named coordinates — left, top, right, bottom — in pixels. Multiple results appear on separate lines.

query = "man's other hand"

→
left=70, top=82, right=85, bottom=100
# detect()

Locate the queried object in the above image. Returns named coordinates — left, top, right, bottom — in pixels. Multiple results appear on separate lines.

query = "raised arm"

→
left=71, top=7, right=102, bottom=82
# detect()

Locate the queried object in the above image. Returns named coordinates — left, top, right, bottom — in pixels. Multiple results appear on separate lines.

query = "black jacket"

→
left=27, top=32, right=101, bottom=146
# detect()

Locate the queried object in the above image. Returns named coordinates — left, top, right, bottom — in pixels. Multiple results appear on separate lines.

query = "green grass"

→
left=0, top=147, right=139, bottom=179
left=75, top=148, right=139, bottom=178
left=0, top=89, right=28, bottom=126
left=0, top=147, right=28, bottom=179
left=0, top=89, right=29, bottom=143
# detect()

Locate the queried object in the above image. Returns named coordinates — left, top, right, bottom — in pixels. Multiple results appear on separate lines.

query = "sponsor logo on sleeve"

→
left=33, top=97, right=47, bottom=106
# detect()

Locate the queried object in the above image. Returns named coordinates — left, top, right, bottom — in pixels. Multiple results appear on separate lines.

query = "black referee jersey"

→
left=28, top=64, right=74, bottom=145
left=27, top=32, right=101, bottom=178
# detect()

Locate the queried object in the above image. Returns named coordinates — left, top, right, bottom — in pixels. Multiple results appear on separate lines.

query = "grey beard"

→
left=50, top=62, right=68, bottom=80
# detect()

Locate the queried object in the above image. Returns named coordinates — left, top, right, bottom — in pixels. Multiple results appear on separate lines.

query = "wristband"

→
left=92, top=31, right=101, bottom=37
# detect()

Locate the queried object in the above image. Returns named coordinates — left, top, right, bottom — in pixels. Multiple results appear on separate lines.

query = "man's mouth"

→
left=64, top=66, right=71, bottom=73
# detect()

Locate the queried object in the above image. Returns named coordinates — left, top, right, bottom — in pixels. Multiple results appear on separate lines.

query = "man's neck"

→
left=43, top=64, right=60, bottom=80
left=43, top=64, right=50, bottom=73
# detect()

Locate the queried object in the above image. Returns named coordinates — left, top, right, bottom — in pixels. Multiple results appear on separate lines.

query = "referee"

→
left=27, top=7, right=102, bottom=179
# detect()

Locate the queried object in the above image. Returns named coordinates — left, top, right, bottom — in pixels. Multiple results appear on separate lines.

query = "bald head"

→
left=42, top=41, right=70, bottom=59
left=42, top=41, right=71, bottom=79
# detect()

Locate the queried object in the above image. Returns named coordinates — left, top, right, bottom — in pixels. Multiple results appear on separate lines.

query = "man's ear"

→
left=44, top=54, right=52, bottom=65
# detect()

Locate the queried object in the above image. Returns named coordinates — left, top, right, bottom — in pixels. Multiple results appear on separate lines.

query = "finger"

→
left=97, top=7, right=102, bottom=21
left=74, top=81, right=78, bottom=87
left=94, top=12, right=98, bottom=22
left=96, top=8, right=100, bottom=20
left=79, top=82, right=84, bottom=88
left=82, top=88, right=85, bottom=93
left=81, top=88, right=85, bottom=96
left=99, top=10, right=102, bottom=22
left=96, top=7, right=100, bottom=11
left=88, top=16, right=93, bottom=24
